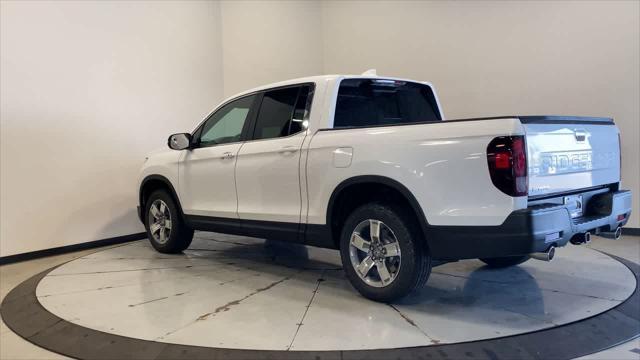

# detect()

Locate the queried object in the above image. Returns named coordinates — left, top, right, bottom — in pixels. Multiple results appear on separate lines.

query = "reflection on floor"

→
left=1, top=233, right=639, bottom=358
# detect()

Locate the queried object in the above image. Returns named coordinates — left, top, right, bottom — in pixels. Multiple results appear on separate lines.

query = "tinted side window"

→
left=253, top=87, right=300, bottom=140
left=197, top=95, right=256, bottom=147
left=334, top=79, right=441, bottom=128
left=290, top=85, right=313, bottom=135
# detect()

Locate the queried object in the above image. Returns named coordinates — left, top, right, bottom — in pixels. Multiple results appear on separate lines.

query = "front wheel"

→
left=144, top=190, right=193, bottom=253
left=480, top=255, right=530, bottom=268
left=339, top=203, right=431, bottom=302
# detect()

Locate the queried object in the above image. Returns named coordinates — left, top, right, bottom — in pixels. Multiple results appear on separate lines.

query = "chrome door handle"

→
left=221, top=151, right=235, bottom=159
left=279, top=146, right=298, bottom=154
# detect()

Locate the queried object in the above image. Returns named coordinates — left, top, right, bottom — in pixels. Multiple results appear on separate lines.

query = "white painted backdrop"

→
left=0, top=1, right=225, bottom=256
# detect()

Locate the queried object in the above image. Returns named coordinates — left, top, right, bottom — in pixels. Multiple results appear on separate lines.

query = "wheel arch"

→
left=139, top=175, right=185, bottom=219
left=326, top=175, right=431, bottom=250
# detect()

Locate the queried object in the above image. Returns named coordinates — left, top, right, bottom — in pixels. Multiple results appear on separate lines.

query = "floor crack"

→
left=128, top=296, right=169, bottom=307
left=388, top=304, right=441, bottom=344
left=47, top=264, right=219, bottom=276
left=127, top=292, right=189, bottom=308
left=156, top=270, right=302, bottom=340
left=38, top=272, right=212, bottom=298
left=218, top=272, right=262, bottom=286
left=286, top=270, right=325, bottom=351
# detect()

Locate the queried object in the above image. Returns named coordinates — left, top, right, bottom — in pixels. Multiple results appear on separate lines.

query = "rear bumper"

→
left=429, top=190, right=632, bottom=260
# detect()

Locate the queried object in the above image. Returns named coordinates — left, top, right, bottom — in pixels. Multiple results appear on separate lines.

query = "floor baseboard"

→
left=0, top=232, right=147, bottom=266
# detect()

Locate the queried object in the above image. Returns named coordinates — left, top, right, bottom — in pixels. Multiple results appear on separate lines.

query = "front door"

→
left=179, top=94, right=257, bottom=219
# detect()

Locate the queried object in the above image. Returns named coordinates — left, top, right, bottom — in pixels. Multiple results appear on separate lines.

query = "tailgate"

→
left=522, top=116, right=620, bottom=197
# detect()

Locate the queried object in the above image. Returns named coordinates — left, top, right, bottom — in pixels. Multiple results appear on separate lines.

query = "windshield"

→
left=333, top=78, right=441, bottom=128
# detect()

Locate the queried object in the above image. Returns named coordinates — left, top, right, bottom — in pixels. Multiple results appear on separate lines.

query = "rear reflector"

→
left=617, top=214, right=626, bottom=221
left=487, top=136, right=528, bottom=197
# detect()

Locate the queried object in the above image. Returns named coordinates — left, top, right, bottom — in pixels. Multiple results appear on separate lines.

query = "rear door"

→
left=235, top=84, right=314, bottom=239
left=523, top=117, right=620, bottom=197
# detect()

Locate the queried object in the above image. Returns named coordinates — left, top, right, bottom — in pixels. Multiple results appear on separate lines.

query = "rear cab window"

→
left=251, top=84, right=314, bottom=140
left=333, top=78, right=441, bottom=128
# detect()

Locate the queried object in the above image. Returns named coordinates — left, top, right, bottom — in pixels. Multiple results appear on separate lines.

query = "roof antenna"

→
left=361, top=69, right=377, bottom=76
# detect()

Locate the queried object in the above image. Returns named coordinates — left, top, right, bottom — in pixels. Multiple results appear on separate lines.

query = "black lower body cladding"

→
left=429, top=190, right=632, bottom=261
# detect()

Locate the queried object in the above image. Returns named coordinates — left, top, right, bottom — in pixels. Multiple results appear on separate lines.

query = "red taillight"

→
left=487, top=136, right=528, bottom=197
left=494, top=153, right=510, bottom=169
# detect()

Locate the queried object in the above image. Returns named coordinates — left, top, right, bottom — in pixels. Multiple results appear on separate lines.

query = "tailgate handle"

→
left=574, top=129, right=587, bottom=142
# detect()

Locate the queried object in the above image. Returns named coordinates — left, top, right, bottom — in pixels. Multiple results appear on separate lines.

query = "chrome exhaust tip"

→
left=530, top=246, right=555, bottom=262
left=601, top=226, right=622, bottom=240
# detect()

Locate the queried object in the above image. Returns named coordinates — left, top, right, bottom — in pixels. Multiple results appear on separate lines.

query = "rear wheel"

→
left=144, top=190, right=193, bottom=253
left=339, top=203, right=431, bottom=302
left=480, top=255, right=530, bottom=268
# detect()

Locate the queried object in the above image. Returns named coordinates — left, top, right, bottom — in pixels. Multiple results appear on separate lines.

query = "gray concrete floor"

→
left=1, top=235, right=639, bottom=359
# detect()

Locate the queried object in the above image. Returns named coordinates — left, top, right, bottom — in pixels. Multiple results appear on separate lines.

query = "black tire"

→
left=144, top=190, right=193, bottom=253
left=339, top=203, right=431, bottom=302
left=480, top=255, right=530, bottom=268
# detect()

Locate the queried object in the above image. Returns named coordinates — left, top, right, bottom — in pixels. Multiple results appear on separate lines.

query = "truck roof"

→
left=228, top=75, right=339, bottom=100
left=224, top=74, right=436, bottom=105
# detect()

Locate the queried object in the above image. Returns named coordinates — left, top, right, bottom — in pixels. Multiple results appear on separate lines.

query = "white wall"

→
left=322, top=0, right=640, bottom=227
left=0, top=1, right=224, bottom=257
left=220, top=0, right=323, bottom=97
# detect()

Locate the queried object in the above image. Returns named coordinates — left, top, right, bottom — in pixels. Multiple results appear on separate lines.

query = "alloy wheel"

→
left=348, top=219, right=401, bottom=288
left=148, top=199, right=172, bottom=244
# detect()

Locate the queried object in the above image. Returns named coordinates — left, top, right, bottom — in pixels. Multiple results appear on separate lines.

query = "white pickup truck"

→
left=138, top=74, right=632, bottom=302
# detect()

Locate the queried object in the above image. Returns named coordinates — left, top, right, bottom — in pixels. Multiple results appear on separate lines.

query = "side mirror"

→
left=168, top=133, right=192, bottom=150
